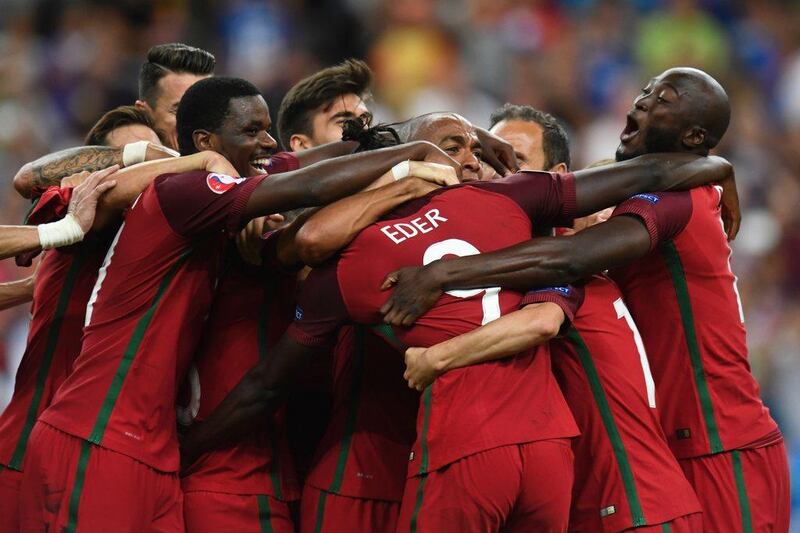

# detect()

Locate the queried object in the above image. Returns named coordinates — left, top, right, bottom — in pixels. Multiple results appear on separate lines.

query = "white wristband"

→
left=122, top=140, right=150, bottom=167
left=391, top=160, right=411, bottom=181
left=37, top=214, right=85, bottom=250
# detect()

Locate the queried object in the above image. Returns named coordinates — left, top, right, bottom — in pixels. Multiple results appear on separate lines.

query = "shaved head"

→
left=661, top=67, right=730, bottom=149
left=616, top=67, right=731, bottom=160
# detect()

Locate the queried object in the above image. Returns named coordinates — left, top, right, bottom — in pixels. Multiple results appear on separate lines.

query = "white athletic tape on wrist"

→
left=37, top=214, right=85, bottom=250
left=122, top=141, right=150, bottom=167
left=391, top=160, right=411, bottom=181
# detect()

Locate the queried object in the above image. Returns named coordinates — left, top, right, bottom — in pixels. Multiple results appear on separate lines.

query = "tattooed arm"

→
left=13, top=144, right=176, bottom=198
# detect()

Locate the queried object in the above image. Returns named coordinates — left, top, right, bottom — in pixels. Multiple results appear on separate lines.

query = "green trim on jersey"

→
left=22, top=196, right=41, bottom=225
left=567, top=329, right=647, bottom=527
left=87, top=249, right=192, bottom=445
left=409, top=474, right=428, bottom=533
left=661, top=523, right=672, bottom=533
left=327, top=326, right=365, bottom=494
left=416, top=386, right=433, bottom=475
left=731, top=450, right=754, bottom=532
left=257, top=279, right=283, bottom=500
left=7, top=250, right=88, bottom=470
left=65, top=440, right=93, bottom=533
left=312, top=489, right=329, bottom=533
left=256, top=494, right=275, bottom=533
left=660, top=242, right=724, bottom=454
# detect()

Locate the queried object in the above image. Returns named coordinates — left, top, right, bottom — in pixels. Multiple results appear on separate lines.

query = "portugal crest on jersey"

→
left=206, top=173, right=245, bottom=194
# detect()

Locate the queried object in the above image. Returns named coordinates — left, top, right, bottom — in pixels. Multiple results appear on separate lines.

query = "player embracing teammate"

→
left=0, top=45, right=789, bottom=533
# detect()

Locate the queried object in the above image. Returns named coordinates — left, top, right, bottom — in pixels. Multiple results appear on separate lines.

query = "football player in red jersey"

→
left=0, top=105, right=248, bottom=533
left=180, top=122, right=735, bottom=532
left=179, top=83, right=459, bottom=532
left=16, top=76, right=460, bottom=533
left=403, top=105, right=704, bottom=532
left=380, top=68, right=788, bottom=532
left=295, top=112, right=507, bottom=533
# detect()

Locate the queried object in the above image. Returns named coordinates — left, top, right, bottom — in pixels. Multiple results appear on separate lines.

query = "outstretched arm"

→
left=180, top=335, right=326, bottom=468
left=13, top=143, right=176, bottom=198
left=381, top=215, right=650, bottom=326
left=0, top=167, right=118, bottom=260
left=404, top=302, right=565, bottom=390
left=242, top=141, right=459, bottom=220
left=0, top=274, right=35, bottom=311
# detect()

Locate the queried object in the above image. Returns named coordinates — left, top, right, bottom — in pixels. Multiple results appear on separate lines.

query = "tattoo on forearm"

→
left=33, top=146, right=122, bottom=188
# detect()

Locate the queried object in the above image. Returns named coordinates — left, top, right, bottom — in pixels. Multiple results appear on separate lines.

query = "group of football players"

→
left=0, top=42, right=789, bottom=533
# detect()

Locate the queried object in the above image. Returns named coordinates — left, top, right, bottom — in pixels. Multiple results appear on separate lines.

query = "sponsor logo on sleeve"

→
left=533, top=286, right=571, bottom=295
left=631, top=193, right=659, bottom=204
left=206, top=173, right=246, bottom=194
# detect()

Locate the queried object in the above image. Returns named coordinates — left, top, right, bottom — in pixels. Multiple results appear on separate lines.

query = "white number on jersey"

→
left=613, top=297, right=656, bottom=408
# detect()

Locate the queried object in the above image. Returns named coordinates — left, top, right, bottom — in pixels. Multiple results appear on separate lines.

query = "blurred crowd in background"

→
left=0, top=0, right=798, bottom=518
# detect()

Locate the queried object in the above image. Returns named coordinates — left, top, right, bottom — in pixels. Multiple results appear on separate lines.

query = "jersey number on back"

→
left=613, top=297, right=656, bottom=408
left=423, top=239, right=501, bottom=325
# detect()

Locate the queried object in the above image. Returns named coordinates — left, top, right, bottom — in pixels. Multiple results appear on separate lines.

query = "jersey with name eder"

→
left=288, top=171, right=582, bottom=478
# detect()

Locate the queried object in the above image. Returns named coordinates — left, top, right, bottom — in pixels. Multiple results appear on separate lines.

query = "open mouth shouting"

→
left=620, top=113, right=640, bottom=143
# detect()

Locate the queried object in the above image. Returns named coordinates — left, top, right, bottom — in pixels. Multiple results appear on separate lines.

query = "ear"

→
left=682, top=126, right=707, bottom=150
left=134, top=100, right=152, bottom=113
left=549, top=162, right=569, bottom=174
left=192, top=130, right=217, bottom=153
left=289, top=134, right=313, bottom=152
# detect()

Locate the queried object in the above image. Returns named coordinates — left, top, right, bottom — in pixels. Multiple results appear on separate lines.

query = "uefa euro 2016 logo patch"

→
left=206, top=173, right=245, bottom=194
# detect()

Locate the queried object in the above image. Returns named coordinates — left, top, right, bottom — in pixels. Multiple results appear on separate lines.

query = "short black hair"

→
left=85, top=105, right=155, bottom=146
left=277, top=59, right=372, bottom=149
left=490, top=103, right=571, bottom=169
left=139, top=43, right=216, bottom=107
left=176, top=77, right=261, bottom=155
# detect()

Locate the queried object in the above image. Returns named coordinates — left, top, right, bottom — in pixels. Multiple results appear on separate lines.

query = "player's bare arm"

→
left=0, top=167, right=117, bottom=260
left=571, top=153, right=734, bottom=217
left=381, top=215, right=652, bottom=326
left=403, top=302, right=565, bottom=391
left=180, top=335, right=326, bottom=468
left=96, top=150, right=235, bottom=213
left=13, top=142, right=176, bottom=198
left=241, top=140, right=459, bottom=221
left=0, top=273, right=35, bottom=311
left=294, top=162, right=459, bottom=266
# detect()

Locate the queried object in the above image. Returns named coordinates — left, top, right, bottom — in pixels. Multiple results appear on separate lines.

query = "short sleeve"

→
left=473, top=171, right=576, bottom=228
left=520, top=284, right=585, bottom=333
left=154, top=171, right=266, bottom=237
left=286, top=261, right=350, bottom=348
left=266, top=152, right=300, bottom=173
left=611, top=191, right=692, bottom=251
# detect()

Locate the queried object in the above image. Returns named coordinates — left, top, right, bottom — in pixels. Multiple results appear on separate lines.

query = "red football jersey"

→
left=180, top=251, right=300, bottom=500
left=551, top=274, right=701, bottom=532
left=304, top=326, right=418, bottom=502
left=610, top=187, right=780, bottom=459
left=39, top=168, right=269, bottom=472
left=288, top=172, right=581, bottom=478
left=0, top=188, right=113, bottom=471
